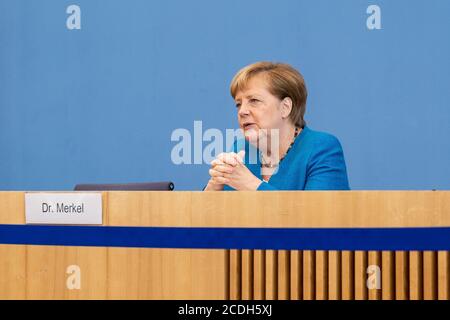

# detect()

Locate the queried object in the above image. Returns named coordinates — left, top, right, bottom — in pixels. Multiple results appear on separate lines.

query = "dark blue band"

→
left=0, top=224, right=449, bottom=251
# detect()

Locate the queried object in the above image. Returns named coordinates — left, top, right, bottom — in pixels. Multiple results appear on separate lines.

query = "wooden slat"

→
left=229, top=250, right=241, bottom=300
left=395, top=251, right=409, bottom=300
left=354, top=251, right=368, bottom=300
left=225, top=250, right=230, bottom=300
left=315, top=251, right=328, bottom=300
left=328, top=251, right=341, bottom=300
left=438, top=251, right=450, bottom=300
left=368, top=251, right=381, bottom=300
left=423, top=251, right=437, bottom=300
left=265, top=250, right=277, bottom=300
left=438, top=192, right=450, bottom=300
left=277, top=250, right=290, bottom=300
left=409, top=251, right=423, bottom=300
left=303, top=250, right=315, bottom=300
left=341, top=251, right=354, bottom=300
left=253, top=250, right=265, bottom=300
left=290, top=251, right=302, bottom=300
left=381, top=251, right=395, bottom=300
left=241, top=250, right=253, bottom=300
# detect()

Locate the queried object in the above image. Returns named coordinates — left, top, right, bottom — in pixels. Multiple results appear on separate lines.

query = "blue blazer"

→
left=224, top=126, right=350, bottom=191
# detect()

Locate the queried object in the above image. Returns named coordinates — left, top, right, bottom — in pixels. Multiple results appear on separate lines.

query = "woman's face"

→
left=234, top=74, right=286, bottom=143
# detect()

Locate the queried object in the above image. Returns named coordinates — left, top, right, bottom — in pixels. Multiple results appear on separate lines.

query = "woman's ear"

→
left=280, top=97, right=293, bottom=119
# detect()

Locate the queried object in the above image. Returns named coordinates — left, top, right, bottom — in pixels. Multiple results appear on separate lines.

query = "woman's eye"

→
left=235, top=103, right=241, bottom=108
left=250, top=98, right=259, bottom=103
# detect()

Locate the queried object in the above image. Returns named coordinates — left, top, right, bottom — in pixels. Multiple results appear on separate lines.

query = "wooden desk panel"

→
left=0, top=191, right=449, bottom=299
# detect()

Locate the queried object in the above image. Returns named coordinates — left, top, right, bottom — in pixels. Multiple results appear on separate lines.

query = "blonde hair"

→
left=230, top=61, right=308, bottom=128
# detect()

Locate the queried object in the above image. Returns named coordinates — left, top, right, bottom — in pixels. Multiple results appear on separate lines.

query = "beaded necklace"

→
left=260, top=126, right=300, bottom=169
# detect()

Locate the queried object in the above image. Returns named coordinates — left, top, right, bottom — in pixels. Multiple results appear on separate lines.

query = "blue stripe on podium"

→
left=0, top=224, right=450, bottom=250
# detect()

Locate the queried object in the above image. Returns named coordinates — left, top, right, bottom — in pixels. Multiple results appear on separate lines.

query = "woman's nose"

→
left=238, top=103, right=250, bottom=116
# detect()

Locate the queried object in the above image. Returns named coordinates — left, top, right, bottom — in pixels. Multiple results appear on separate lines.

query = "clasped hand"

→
left=206, top=151, right=262, bottom=191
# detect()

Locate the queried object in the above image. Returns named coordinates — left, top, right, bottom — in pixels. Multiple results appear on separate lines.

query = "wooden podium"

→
left=0, top=191, right=449, bottom=300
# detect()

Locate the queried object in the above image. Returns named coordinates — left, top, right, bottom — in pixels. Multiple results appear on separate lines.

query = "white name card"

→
left=25, top=193, right=103, bottom=225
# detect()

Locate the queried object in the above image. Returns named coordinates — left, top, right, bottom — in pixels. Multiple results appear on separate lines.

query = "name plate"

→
left=25, top=193, right=103, bottom=225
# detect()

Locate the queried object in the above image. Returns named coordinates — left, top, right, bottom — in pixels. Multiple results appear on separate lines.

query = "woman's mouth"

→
left=243, top=123, right=258, bottom=130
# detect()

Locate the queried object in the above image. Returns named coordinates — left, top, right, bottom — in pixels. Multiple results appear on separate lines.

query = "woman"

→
left=204, top=62, right=350, bottom=191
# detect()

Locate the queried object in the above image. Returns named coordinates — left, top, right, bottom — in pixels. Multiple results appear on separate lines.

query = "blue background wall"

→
left=1, top=0, right=449, bottom=190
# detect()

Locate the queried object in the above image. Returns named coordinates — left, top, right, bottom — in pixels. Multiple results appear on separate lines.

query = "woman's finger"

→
left=209, top=168, right=224, bottom=178
left=210, top=158, right=225, bottom=167
left=209, top=166, right=234, bottom=178
left=213, top=164, right=234, bottom=174
left=211, top=176, right=229, bottom=185
left=218, top=152, right=238, bottom=166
